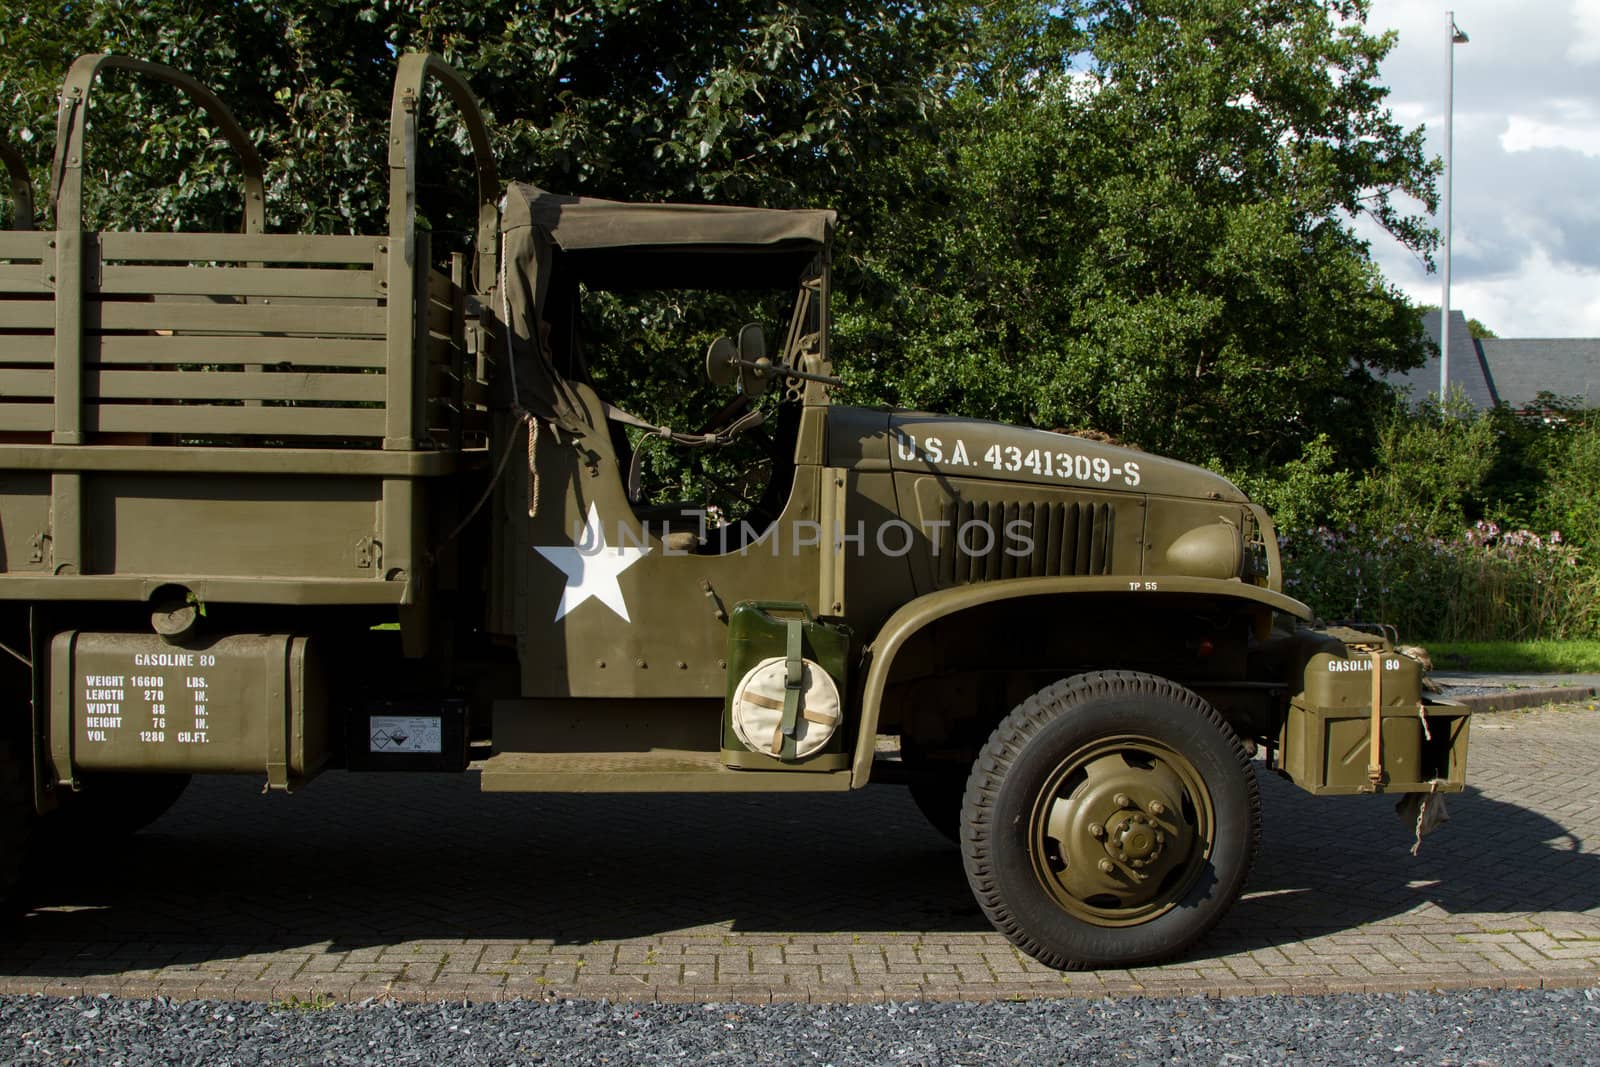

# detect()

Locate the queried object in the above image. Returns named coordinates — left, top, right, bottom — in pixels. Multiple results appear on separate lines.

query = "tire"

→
left=42, top=772, right=191, bottom=845
left=962, top=670, right=1259, bottom=970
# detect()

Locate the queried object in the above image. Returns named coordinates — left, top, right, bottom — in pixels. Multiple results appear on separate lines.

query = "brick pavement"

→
left=2, top=702, right=1598, bottom=1004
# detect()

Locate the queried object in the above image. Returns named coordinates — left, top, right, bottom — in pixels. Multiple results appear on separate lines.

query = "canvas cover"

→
left=730, top=656, right=842, bottom=761
left=497, top=183, right=835, bottom=434
left=501, top=182, right=834, bottom=252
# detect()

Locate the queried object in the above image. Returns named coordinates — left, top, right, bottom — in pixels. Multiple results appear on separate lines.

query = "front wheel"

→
left=962, top=670, right=1259, bottom=969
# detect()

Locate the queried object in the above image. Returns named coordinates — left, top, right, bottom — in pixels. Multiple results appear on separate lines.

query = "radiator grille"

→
left=939, top=499, right=1114, bottom=586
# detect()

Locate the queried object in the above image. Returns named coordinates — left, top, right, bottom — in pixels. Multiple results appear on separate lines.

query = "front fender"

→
left=849, top=575, right=1312, bottom=785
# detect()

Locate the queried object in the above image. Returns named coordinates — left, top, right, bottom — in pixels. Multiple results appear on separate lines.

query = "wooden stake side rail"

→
left=0, top=52, right=498, bottom=604
left=0, top=226, right=488, bottom=601
left=0, top=228, right=482, bottom=449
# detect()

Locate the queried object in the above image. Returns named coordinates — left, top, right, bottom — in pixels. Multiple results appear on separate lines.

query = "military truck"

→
left=0, top=53, right=1469, bottom=970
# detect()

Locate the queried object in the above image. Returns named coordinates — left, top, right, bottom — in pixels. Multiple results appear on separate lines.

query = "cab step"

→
left=475, top=750, right=853, bottom=793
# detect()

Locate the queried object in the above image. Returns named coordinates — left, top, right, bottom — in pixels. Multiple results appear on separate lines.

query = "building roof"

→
left=1478, top=338, right=1600, bottom=410
left=1387, top=310, right=1499, bottom=408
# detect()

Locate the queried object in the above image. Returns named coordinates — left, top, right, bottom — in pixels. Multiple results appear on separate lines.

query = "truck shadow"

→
left=1198, top=770, right=1599, bottom=961
left=4, top=766, right=1595, bottom=978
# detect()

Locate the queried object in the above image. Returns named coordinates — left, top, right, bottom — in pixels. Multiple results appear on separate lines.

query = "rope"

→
left=498, top=227, right=541, bottom=518
left=526, top=415, right=540, bottom=518
left=1410, top=779, right=1441, bottom=856
left=425, top=413, right=529, bottom=564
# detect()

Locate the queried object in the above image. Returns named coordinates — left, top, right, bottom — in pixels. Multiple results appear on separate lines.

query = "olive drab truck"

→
left=0, top=54, right=1471, bottom=970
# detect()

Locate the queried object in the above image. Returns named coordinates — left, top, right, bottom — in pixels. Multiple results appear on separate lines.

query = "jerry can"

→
left=722, top=602, right=853, bottom=770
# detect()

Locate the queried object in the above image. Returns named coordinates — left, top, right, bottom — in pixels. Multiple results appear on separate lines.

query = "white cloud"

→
left=1450, top=249, right=1600, bottom=337
left=1569, top=0, right=1600, bottom=63
left=1500, top=102, right=1600, bottom=156
left=1364, top=211, right=1600, bottom=337
left=1361, top=0, right=1600, bottom=336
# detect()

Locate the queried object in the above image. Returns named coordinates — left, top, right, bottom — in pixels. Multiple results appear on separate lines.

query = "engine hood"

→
left=877, top=410, right=1247, bottom=502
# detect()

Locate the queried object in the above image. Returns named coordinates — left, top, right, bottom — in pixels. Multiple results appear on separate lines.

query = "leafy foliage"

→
left=1, top=2, right=970, bottom=244
left=1526, top=410, right=1600, bottom=553
left=1240, top=391, right=1499, bottom=540
left=1281, top=520, right=1600, bottom=642
left=2, top=0, right=1436, bottom=480
left=1364, top=394, right=1498, bottom=535
left=836, top=0, right=1436, bottom=473
left=1264, top=399, right=1600, bottom=641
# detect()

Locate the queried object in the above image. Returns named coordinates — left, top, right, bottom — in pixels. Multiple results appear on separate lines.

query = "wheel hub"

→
left=1110, top=812, right=1165, bottom=867
left=1033, top=739, right=1214, bottom=924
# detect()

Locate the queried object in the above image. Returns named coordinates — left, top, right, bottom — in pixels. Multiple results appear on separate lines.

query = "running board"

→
left=476, top=749, right=854, bottom=793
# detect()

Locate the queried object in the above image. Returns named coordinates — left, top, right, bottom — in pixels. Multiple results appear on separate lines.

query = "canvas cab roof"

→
left=502, top=182, right=834, bottom=250
left=497, top=184, right=836, bottom=432
left=499, top=183, right=835, bottom=291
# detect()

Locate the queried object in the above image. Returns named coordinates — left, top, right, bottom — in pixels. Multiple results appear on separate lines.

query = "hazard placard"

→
left=368, top=715, right=443, bottom=754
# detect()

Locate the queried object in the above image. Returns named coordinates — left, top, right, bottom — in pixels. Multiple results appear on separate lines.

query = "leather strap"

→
left=779, top=618, right=804, bottom=760
left=1365, top=648, right=1384, bottom=792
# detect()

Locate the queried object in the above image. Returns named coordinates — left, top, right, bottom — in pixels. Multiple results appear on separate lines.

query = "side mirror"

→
left=736, top=323, right=771, bottom=398
left=737, top=323, right=766, bottom=363
left=706, top=336, right=739, bottom=387
left=706, top=327, right=774, bottom=398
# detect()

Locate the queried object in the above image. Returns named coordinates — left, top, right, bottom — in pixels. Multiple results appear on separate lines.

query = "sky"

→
left=1358, top=0, right=1600, bottom=338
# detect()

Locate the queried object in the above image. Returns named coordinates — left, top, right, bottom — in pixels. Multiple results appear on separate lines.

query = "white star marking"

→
left=534, top=502, right=650, bottom=622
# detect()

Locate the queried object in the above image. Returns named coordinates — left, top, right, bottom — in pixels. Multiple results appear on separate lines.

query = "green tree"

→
left=1538, top=413, right=1600, bottom=552
left=1363, top=394, right=1498, bottom=536
left=3, top=1, right=1438, bottom=483
left=838, top=0, right=1437, bottom=475
left=1, top=1, right=971, bottom=241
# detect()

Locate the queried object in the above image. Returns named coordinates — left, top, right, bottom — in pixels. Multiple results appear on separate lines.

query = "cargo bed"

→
left=0, top=53, right=497, bottom=608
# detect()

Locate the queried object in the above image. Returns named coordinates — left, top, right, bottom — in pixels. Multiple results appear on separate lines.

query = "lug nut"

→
left=1149, top=801, right=1166, bottom=816
left=1088, top=823, right=1105, bottom=839
left=1098, top=859, right=1115, bottom=874
left=1114, top=793, right=1132, bottom=808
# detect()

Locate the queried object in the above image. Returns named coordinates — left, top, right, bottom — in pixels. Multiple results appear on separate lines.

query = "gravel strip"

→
left=3, top=989, right=1596, bottom=1065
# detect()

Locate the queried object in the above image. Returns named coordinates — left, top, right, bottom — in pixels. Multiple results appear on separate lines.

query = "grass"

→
left=1420, top=639, right=1600, bottom=673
